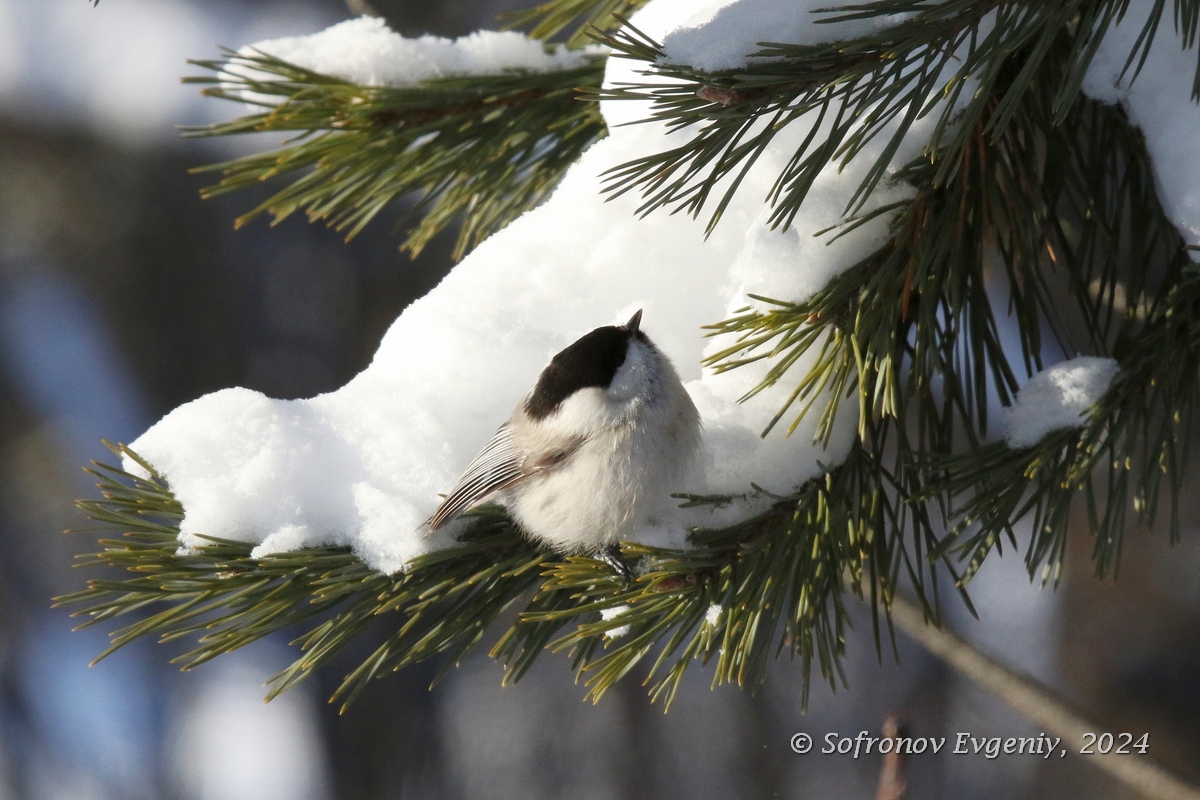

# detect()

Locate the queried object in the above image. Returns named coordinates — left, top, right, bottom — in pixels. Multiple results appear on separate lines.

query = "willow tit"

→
left=428, top=310, right=702, bottom=575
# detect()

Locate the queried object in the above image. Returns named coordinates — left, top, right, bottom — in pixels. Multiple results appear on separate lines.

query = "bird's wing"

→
left=428, top=425, right=526, bottom=531
left=427, top=425, right=590, bottom=532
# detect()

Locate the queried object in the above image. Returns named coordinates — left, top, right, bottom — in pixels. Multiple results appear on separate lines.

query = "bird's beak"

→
left=625, top=309, right=643, bottom=333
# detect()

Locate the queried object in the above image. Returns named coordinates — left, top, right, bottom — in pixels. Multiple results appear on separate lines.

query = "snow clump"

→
left=232, top=16, right=598, bottom=88
left=1004, top=357, right=1119, bottom=449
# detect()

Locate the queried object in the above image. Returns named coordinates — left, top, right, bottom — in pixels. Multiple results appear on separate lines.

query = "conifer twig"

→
left=61, top=440, right=952, bottom=711
left=185, top=48, right=607, bottom=260
left=501, top=0, right=651, bottom=48
left=595, top=0, right=1200, bottom=234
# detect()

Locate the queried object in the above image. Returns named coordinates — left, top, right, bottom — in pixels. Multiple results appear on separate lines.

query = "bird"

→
left=427, top=310, right=702, bottom=577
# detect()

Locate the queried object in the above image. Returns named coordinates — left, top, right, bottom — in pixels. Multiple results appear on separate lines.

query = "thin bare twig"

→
left=891, top=596, right=1200, bottom=800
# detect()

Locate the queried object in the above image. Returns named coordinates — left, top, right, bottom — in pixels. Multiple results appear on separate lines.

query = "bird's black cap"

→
left=524, top=311, right=646, bottom=420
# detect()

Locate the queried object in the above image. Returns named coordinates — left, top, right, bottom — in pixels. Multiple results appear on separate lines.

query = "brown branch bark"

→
left=891, top=596, right=1200, bottom=800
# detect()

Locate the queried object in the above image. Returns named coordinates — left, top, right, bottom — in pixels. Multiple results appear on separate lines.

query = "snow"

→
left=1003, top=357, right=1119, bottom=449
left=993, top=0, right=1200, bottom=444
left=704, top=604, right=722, bottom=627
left=1082, top=0, right=1200, bottom=260
left=233, top=17, right=598, bottom=88
left=600, top=605, right=632, bottom=638
left=130, top=1, right=974, bottom=574
left=660, top=0, right=911, bottom=73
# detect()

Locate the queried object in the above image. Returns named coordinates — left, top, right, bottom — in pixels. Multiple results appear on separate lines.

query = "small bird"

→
left=428, top=310, right=702, bottom=577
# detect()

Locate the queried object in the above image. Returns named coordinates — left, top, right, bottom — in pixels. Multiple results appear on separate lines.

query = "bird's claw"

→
left=600, top=544, right=633, bottom=586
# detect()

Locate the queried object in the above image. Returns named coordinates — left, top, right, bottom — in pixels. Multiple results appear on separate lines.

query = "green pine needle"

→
left=595, top=0, right=1200, bottom=235
left=501, top=0, right=652, bottom=47
left=63, top=441, right=950, bottom=711
left=185, top=48, right=607, bottom=260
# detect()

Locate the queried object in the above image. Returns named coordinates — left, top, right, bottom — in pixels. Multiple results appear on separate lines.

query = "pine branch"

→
left=62, top=440, right=960, bottom=710
left=504, top=440, right=962, bottom=707
left=698, top=13, right=1193, bottom=588
left=185, top=49, right=607, bottom=260
left=596, top=0, right=1200, bottom=233
left=935, top=251, right=1200, bottom=586
left=922, top=88, right=1195, bottom=586
left=502, top=0, right=652, bottom=48
left=61, top=443, right=552, bottom=708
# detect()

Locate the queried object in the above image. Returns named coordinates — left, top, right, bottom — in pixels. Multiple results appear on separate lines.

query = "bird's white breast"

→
left=503, top=340, right=701, bottom=552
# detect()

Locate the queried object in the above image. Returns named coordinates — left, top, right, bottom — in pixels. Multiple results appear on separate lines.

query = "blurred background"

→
left=0, top=1, right=1198, bottom=798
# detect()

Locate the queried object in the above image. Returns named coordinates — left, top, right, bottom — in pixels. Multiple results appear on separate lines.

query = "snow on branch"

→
left=228, top=17, right=601, bottom=91
left=1004, top=358, right=1119, bottom=449
left=187, top=20, right=608, bottom=259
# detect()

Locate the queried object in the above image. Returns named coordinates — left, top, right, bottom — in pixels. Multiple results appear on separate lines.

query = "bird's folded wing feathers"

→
left=428, top=425, right=525, bottom=531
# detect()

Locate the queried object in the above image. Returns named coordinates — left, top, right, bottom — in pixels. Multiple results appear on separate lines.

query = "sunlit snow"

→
left=128, top=0, right=1197, bottom=573
left=232, top=17, right=600, bottom=88
left=1003, top=357, right=1119, bottom=448
left=1081, top=1, right=1200, bottom=259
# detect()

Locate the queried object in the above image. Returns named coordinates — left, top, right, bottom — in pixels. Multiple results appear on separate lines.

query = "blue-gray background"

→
left=0, top=2, right=1197, bottom=798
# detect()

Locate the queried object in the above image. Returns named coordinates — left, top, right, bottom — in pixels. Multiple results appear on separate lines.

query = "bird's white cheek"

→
left=539, top=388, right=627, bottom=436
